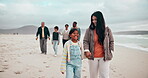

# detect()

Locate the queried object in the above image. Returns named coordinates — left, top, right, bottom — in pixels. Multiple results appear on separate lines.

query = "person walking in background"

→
left=60, top=29, right=84, bottom=78
left=71, top=21, right=81, bottom=41
left=52, top=26, right=60, bottom=57
left=61, top=24, right=69, bottom=47
left=36, top=22, right=50, bottom=55
left=83, top=11, right=114, bottom=78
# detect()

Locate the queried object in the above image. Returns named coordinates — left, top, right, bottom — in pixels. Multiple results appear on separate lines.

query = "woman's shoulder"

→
left=105, top=26, right=112, bottom=32
left=85, top=28, right=89, bottom=31
left=85, top=28, right=92, bottom=33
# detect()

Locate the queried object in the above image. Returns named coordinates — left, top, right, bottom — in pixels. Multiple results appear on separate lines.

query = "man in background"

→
left=61, top=24, right=69, bottom=47
left=36, top=22, right=50, bottom=54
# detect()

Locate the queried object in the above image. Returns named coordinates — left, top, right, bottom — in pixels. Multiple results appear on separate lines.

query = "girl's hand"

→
left=36, top=37, right=38, bottom=40
left=61, top=72, right=64, bottom=74
left=85, top=52, right=91, bottom=58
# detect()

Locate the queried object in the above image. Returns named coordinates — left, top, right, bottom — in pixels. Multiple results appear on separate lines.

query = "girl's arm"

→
left=60, top=42, right=68, bottom=73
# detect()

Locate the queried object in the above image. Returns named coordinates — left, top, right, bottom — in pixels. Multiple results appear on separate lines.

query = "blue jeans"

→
left=66, top=64, right=81, bottom=78
left=66, top=44, right=82, bottom=78
left=52, top=40, right=59, bottom=55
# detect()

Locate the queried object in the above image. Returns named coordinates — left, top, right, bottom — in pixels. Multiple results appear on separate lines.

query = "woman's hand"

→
left=85, top=52, right=91, bottom=58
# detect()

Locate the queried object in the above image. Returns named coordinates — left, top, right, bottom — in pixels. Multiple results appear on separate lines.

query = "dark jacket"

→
left=36, top=26, right=50, bottom=39
left=52, top=32, right=59, bottom=41
left=83, top=27, right=114, bottom=61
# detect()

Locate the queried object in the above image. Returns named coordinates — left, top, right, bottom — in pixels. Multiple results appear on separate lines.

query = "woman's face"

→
left=92, top=16, right=97, bottom=26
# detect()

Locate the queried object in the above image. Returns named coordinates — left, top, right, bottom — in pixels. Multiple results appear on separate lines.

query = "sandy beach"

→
left=0, top=34, right=148, bottom=78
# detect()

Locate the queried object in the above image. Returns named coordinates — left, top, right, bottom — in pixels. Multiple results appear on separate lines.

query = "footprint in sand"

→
left=16, top=61, right=21, bottom=63
left=2, top=64, right=8, bottom=66
left=43, top=62, right=47, bottom=64
left=110, top=66, right=116, bottom=72
left=45, top=66, right=50, bottom=68
left=0, top=69, right=5, bottom=72
left=39, top=70, right=43, bottom=72
left=116, top=73, right=125, bottom=78
left=38, top=76, right=45, bottom=78
left=83, top=76, right=87, bottom=78
left=14, top=71, right=22, bottom=74
left=3, top=66, right=9, bottom=70
left=4, top=60, right=8, bottom=62
left=82, top=69, right=85, bottom=72
left=29, top=52, right=33, bottom=54
left=113, top=70, right=116, bottom=72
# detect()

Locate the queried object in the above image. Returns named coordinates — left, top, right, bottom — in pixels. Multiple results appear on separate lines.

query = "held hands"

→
left=48, top=37, right=50, bottom=40
left=85, top=52, right=91, bottom=58
left=61, top=72, right=64, bottom=74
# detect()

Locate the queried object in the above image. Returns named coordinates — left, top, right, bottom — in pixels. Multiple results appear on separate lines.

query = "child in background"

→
left=60, top=29, right=84, bottom=78
left=52, top=26, right=60, bottom=56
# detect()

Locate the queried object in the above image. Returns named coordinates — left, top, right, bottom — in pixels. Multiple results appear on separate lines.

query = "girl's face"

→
left=92, top=16, right=97, bottom=26
left=70, top=30, right=79, bottom=41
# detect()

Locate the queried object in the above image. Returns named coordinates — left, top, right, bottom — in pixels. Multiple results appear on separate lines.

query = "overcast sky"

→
left=0, top=0, right=148, bottom=30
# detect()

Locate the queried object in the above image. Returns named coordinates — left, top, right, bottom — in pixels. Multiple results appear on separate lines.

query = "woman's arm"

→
left=108, top=28, right=114, bottom=52
left=83, top=29, right=91, bottom=58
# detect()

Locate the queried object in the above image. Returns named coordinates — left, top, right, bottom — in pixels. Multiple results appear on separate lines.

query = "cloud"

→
left=0, top=0, right=148, bottom=29
left=0, top=3, right=7, bottom=15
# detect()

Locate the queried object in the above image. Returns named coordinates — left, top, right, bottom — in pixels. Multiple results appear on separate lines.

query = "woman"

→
left=83, top=11, right=114, bottom=78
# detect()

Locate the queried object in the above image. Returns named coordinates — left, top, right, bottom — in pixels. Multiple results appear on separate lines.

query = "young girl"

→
left=60, top=29, right=84, bottom=78
left=52, top=26, right=60, bottom=56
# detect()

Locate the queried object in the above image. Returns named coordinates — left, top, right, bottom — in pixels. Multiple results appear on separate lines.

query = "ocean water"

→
left=114, top=35, right=148, bottom=52
left=81, top=33, right=148, bottom=52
